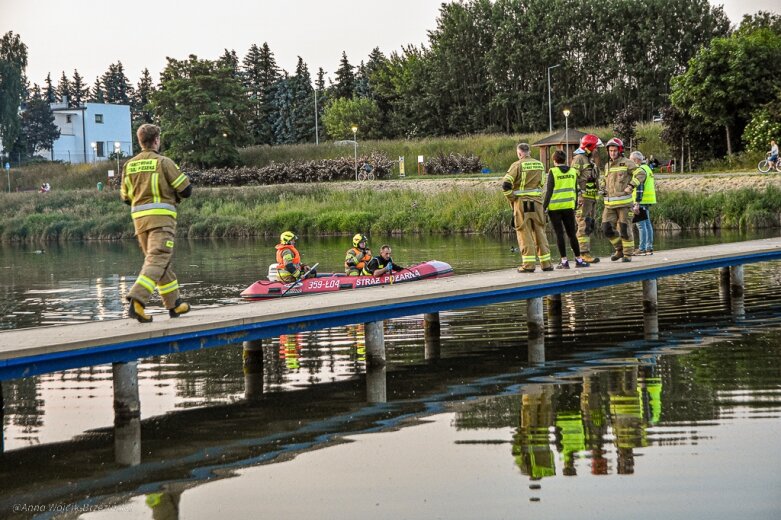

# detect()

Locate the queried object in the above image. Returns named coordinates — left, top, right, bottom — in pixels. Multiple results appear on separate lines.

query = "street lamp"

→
left=563, top=108, right=571, bottom=160
left=547, top=64, right=561, bottom=133
left=351, top=125, right=358, bottom=181
left=90, top=142, right=97, bottom=163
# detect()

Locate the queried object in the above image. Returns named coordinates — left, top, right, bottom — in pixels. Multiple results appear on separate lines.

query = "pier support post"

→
left=365, top=321, right=386, bottom=366
left=642, top=279, right=658, bottom=313
left=366, top=364, right=387, bottom=403
left=243, top=340, right=264, bottom=401
left=527, top=298, right=545, bottom=365
left=424, top=313, right=441, bottom=361
left=1, top=382, right=4, bottom=454
left=730, top=265, right=744, bottom=297
left=546, top=294, right=562, bottom=318
left=643, top=312, right=659, bottom=341
left=718, top=267, right=731, bottom=307
left=112, top=361, right=141, bottom=466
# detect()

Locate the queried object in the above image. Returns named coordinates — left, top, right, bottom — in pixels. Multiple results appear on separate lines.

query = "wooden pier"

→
left=1, top=237, right=780, bottom=380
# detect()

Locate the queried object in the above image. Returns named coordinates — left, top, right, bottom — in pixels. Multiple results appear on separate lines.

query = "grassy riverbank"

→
left=1, top=181, right=780, bottom=242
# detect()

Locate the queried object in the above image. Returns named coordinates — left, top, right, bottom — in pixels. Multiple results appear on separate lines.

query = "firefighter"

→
left=571, top=134, right=603, bottom=263
left=600, top=138, right=645, bottom=261
left=345, top=233, right=372, bottom=275
left=121, top=124, right=192, bottom=323
left=502, top=143, right=552, bottom=272
left=275, top=231, right=316, bottom=283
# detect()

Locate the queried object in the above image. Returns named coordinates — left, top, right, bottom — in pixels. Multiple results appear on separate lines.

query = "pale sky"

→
left=1, top=0, right=778, bottom=88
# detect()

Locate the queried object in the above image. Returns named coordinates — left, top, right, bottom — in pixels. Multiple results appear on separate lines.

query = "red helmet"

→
left=580, top=134, right=603, bottom=153
left=605, top=137, right=624, bottom=154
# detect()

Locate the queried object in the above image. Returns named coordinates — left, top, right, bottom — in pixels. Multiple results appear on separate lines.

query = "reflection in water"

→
left=512, top=365, right=661, bottom=480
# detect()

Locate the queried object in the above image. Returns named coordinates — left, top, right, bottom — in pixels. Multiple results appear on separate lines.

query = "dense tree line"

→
left=3, top=2, right=780, bottom=170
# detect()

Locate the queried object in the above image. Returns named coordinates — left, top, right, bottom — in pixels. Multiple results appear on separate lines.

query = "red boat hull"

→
left=240, top=260, right=453, bottom=299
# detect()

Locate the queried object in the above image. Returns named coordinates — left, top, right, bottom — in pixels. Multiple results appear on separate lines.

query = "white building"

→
left=48, top=101, right=132, bottom=163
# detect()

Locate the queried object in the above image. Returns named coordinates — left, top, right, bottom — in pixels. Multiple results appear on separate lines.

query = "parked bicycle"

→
left=757, top=152, right=781, bottom=173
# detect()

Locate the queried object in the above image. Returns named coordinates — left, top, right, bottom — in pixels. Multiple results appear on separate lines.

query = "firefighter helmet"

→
left=280, top=231, right=297, bottom=244
left=580, top=134, right=603, bottom=153
left=605, top=137, right=624, bottom=154
left=353, top=233, right=367, bottom=247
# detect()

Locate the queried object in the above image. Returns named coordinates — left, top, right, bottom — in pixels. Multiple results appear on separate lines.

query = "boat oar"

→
left=281, top=263, right=319, bottom=296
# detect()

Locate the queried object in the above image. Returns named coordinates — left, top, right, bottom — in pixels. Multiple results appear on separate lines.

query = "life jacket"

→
left=548, top=166, right=577, bottom=211
left=276, top=244, right=301, bottom=269
left=345, top=247, right=371, bottom=273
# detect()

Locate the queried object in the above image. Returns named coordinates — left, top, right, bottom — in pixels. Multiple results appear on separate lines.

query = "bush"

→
left=424, top=152, right=485, bottom=174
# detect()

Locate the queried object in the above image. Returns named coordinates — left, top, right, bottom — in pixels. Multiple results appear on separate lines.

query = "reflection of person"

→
left=364, top=245, right=404, bottom=276
left=543, top=150, right=590, bottom=269
left=630, top=151, right=657, bottom=256
left=502, top=143, right=552, bottom=272
left=122, top=124, right=192, bottom=323
left=345, top=233, right=372, bottom=275
left=276, top=231, right=316, bottom=282
left=571, top=134, right=603, bottom=263
left=601, top=138, right=645, bottom=261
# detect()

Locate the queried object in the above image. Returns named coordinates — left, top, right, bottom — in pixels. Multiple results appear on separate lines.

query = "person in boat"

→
left=276, top=231, right=316, bottom=283
left=363, top=244, right=405, bottom=276
left=345, top=233, right=372, bottom=276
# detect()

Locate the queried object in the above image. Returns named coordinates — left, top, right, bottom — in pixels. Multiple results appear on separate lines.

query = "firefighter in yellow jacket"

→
left=600, top=138, right=645, bottom=262
left=345, top=234, right=372, bottom=275
left=121, top=124, right=192, bottom=323
left=571, top=134, right=603, bottom=263
left=503, top=143, right=552, bottom=272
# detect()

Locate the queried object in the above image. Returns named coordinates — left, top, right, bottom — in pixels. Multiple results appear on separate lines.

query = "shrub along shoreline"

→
left=0, top=183, right=780, bottom=242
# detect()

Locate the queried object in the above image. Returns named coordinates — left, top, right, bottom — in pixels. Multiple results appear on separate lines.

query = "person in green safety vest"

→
left=630, top=151, right=657, bottom=256
left=543, top=150, right=590, bottom=269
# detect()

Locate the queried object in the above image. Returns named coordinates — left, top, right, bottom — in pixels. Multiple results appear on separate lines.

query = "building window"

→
left=95, top=114, right=104, bottom=124
left=66, top=115, right=72, bottom=123
left=96, top=142, right=105, bottom=157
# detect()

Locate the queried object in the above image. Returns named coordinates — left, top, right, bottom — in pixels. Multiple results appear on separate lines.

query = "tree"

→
left=132, top=68, right=155, bottom=124
left=613, top=105, right=642, bottom=149
left=290, top=57, right=315, bottom=143
left=333, top=51, right=355, bottom=100
left=218, top=49, right=240, bottom=78
left=742, top=91, right=781, bottom=153
left=322, top=96, right=382, bottom=140
left=670, top=28, right=781, bottom=155
left=241, top=42, right=279, bottom=145
left=18, top=97, right=60, bottom=156
left=0, top=31, right=28, bottom=154
left=57, top=71, right=71, bottom=104
left=736, top=11, right=781, bottom=36
left=70, top=69, right=89, bottom=107
left=43, top=72, right=56, bottom=103
left=151, top=54, right=251, bottom=167
left=90, top=77, right=105, bottom=103
left=271, top=72, right=295, bottom=144
left=101, top=61, right=133, bottom=104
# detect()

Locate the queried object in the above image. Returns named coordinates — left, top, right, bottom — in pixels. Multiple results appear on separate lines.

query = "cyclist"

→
left=770, top=140, right=779, bottom=170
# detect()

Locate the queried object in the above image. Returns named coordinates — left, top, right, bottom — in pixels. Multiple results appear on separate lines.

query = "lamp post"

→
left=314, top=90, right=319, bottom=145
left=563, top=108, right=571, bottom=160
left=547, top=64, right=561, bottom=133
left=351, top=125, right=358, bottom=181
left=90, top=142, right=97, bottom=163
left=114, top=140, right=121, bottom=169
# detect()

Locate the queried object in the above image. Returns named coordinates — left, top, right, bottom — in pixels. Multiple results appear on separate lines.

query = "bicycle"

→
left=357, top=170, right=375, bottom=181
left=757, top=153, right=781, bottom=173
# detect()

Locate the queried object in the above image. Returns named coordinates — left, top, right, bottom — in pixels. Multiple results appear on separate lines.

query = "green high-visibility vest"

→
left=634, top=164, right=656, bottom=204
left=548, top=166, right=577, bottom=211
